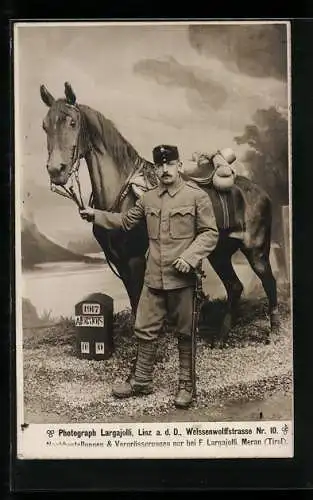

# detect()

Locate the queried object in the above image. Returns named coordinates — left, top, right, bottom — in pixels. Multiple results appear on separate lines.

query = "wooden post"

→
left=282, top=205, right=291, bottom=283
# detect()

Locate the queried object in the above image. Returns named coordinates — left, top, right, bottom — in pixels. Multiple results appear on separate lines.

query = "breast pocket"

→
left=169, top=206, right=195, bottom=239
left=146, top=207, right=161, bottom=240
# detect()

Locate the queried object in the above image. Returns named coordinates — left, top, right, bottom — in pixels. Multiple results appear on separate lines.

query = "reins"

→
left=50, top=159, right=86, bottom=210
left=49, top=105, right=148, bottom=281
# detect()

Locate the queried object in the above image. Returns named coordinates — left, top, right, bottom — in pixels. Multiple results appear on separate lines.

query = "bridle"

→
left=49, top=104, right=149, bottom=212
left=49, top=103, right=93, bottom=210
left=48, top=103, right=150, bottom=280
left=50, top=158, right=88, bottom=209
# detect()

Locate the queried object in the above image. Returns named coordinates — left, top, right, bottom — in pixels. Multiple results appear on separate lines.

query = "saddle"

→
left=182, top=148, right=247, bottom=240
left=205, top=184, right=246, bottom=240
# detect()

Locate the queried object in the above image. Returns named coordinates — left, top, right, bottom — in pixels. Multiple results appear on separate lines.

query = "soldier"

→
left=80, top=145, right=219, bottom=408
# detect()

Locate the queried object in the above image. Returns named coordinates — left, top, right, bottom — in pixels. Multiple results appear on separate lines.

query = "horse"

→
left=39, top=82, right=280, bottom=347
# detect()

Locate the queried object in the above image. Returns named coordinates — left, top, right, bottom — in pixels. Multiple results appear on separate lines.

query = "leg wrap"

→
left=178, top=337, right=193, bottom=389
left=174, top=337, right=194, bottom=408
left=112, top=339, right=158, bottom=399
left=134, top=339, right=158, bottom=384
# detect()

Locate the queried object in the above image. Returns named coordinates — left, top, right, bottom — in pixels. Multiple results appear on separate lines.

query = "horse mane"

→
left=79, top=104, right=158, bottom=185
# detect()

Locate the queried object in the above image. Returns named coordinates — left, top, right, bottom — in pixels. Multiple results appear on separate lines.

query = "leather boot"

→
left=174, top=337, right=194, bottom=409
left=112, top=339, right=157, bottom=398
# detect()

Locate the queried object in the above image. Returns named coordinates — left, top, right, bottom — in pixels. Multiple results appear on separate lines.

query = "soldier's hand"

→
left=79, top=207, right=95, bottom=222
left=173, top=257, right=191, bottom=274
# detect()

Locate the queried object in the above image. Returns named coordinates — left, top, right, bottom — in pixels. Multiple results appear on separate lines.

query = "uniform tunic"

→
left=94, top=179, right=218, bottom=289
left=93, top=177, right=219, bottom=339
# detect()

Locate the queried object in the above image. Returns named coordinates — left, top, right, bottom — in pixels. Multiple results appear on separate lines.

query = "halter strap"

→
left=50, top=104, right=92, bottom=209
left=48, top=107, right=153, bottom=281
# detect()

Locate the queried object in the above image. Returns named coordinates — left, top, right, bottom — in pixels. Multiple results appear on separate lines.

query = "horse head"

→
left=40, top=82, right=88, bottom=186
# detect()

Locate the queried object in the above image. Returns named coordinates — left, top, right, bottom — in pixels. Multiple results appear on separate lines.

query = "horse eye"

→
left=70, top=119, right=76, bottom=127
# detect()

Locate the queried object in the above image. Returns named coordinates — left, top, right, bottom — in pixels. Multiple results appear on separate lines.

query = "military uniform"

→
left=91, top=145, right=219, bottom=407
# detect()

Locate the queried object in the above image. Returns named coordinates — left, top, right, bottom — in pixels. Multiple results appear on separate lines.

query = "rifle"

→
left=191, top=262, right=207, bottom=398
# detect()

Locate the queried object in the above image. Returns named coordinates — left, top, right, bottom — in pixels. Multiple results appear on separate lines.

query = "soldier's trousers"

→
left=134, top=285, right=194, bottom=341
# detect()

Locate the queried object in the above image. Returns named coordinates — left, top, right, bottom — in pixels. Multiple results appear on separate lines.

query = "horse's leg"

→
left=120, top=256, right=146, bottom=318
left=240, top=245, right=280, bottom=336
left=208, top=237, right=243, bottom=348
left=92, top=225, right=136, bottom=312
left=127, top=256, right=146, bottom=313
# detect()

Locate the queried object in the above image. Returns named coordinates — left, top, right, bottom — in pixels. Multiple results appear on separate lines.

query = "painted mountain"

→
left=21, top=216, right=103, bottom=269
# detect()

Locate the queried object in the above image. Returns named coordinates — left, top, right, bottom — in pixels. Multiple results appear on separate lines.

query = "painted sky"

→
left=15, top=22, right=289, bottom=245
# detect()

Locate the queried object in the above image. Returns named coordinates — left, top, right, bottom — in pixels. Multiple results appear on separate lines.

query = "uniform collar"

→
left=158, top=177, right=184, bottom=197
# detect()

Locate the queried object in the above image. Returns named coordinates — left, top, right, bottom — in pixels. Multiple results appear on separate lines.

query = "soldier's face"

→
left=156, top=160, right=181, bottom=185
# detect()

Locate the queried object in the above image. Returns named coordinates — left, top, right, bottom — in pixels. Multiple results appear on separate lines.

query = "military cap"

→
left=153, top=145, right=179, bottom=165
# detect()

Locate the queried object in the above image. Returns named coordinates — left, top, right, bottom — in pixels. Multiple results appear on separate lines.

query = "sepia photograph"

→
left=14, top=20, right=293, bottom=459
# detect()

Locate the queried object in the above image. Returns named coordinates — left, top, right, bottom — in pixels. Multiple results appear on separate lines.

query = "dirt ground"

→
left=22, top=285, right=293, bottom=425
left=25, top=389, right=292, bottom=424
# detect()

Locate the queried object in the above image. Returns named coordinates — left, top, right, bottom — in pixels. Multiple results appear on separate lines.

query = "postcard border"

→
left=8, top=16, right=313, bottom=491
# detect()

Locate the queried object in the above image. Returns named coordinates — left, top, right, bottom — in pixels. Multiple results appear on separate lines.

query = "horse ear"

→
left=64, top=82, right=76, bottom=105
left=40, top=85, right=55, bottom=107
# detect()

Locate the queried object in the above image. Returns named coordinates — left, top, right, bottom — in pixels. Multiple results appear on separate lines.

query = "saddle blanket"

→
left=206, top=184, right=246, bottom=236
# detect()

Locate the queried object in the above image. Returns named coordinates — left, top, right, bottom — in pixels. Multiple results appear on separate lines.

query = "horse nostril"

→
left=47, top=164, right=59, bottom=175
left=47, top=164, right=67, bottom=176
